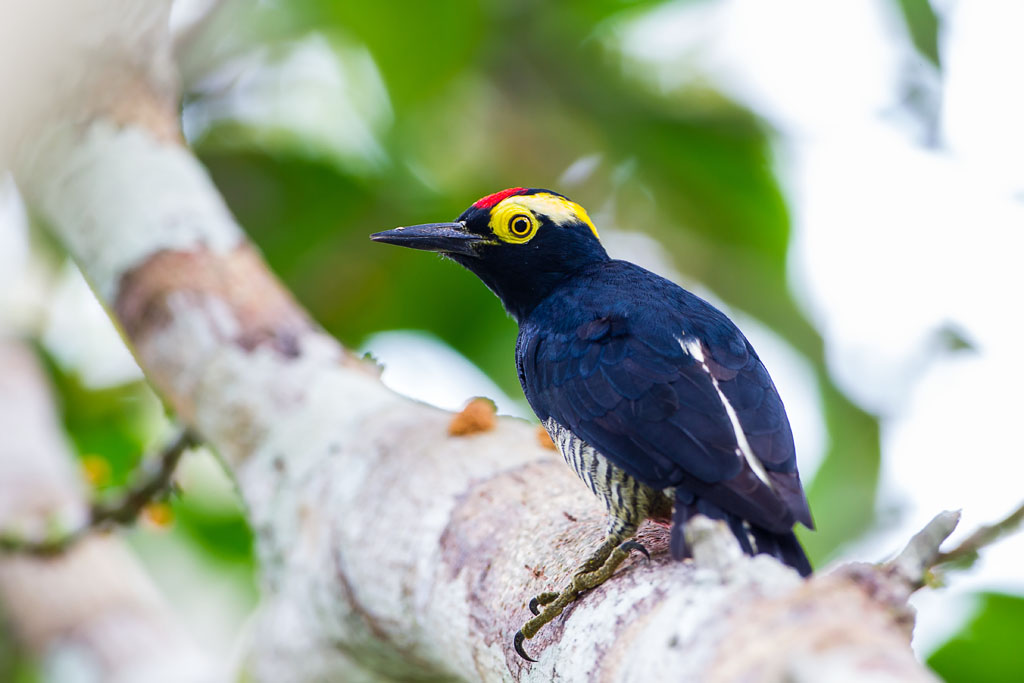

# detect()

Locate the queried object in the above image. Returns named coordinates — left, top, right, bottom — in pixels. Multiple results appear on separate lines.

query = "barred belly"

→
left=543, top=418, right=661, bottom=531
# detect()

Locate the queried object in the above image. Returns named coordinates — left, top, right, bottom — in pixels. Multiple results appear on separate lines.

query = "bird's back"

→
left=516, top=259, right=813, bottom=574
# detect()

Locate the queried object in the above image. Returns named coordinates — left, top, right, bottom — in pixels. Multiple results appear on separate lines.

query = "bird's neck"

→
left=476, top=270, right=566, bottom=322
left=455, top=251, right=610, bottom=323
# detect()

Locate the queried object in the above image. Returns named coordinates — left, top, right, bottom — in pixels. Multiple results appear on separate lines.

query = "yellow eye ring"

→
left=509, top=214, right=532, bottom=237
left=489, top=202, right=539, bottom=243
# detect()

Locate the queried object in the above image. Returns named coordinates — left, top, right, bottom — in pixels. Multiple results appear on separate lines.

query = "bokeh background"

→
left=2, top=0, right=1022, bottom=680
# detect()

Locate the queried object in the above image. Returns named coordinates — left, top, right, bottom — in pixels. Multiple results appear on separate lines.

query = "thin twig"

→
left=0, top=429, right=199, bottom=555
left=91, top=428, right=197, bottom=525
left=885, top=509, right=961, bottom=588
left=933, top=499, right=1024, bottom=570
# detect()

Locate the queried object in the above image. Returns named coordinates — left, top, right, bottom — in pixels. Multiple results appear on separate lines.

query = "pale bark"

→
left=5, top=2, right=944, bottom=681
left=0, top=341, right=214, bottom=682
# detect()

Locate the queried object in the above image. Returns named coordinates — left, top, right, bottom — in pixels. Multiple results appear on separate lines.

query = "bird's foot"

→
left=528, top=592, right=561, bottom=616
left=618, top=540, right=650, bottom=561
left=515, top=585, right=580, bottom=662
left=514, top=540, right=649, bottom=661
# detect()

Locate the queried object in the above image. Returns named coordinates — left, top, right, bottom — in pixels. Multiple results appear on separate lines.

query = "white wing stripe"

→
left=678, top=336, right=773, bottom=488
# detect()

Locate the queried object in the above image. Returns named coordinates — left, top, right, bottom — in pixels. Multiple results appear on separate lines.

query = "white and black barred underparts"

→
left=543, top=418, right=655, bottom=531
left=543, top=420, right=770, bottom=558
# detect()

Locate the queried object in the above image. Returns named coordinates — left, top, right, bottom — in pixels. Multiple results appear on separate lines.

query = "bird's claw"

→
left=529, top=591, right=560, bottom=616
left=514, top=538, right=645, bottom=661
left=514, top=630, right=537, bottom=662
left=619, top=540, right=650, bottom=561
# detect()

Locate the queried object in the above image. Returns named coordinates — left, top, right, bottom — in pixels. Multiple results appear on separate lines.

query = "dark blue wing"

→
left=518, top=303, right=812, bottom=534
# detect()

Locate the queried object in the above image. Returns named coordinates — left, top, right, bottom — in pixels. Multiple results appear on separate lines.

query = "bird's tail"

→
left=670, top=489, right=812, bottom=577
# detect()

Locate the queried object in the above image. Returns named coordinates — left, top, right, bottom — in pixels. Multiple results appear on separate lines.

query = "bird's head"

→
left=371, top=188, right=609, bottom=320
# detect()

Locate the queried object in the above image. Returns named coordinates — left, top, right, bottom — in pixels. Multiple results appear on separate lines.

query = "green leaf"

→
left=929, top=593, right=1024, bottom=682
left=894, top=0, right=941, bottom=68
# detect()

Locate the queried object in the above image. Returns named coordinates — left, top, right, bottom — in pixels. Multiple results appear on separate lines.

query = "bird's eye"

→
left=509, top=214, right=532, bottom=237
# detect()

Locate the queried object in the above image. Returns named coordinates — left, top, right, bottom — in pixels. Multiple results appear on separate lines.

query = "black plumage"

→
left=517, top=259, right=812, bottom=571
left=371, top=187, right=814, bottom=659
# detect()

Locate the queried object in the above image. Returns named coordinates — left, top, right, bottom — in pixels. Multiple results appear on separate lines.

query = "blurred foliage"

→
left=36, top=346, right=164, bottom=491
left=928, top=593, right=1024, bottom=682
left=0, top=626, right=37, bottom=683
left=49, top=361, right=257, bottom=563
left=36, top=347, right=258, bottom=632
left=0, top=608, right=36, bottom=683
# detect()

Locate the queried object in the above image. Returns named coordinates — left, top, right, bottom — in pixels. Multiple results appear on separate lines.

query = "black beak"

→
left=370, top=222, right=487, bottom=257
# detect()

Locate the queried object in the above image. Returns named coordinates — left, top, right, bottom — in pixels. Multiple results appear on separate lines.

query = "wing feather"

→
left=519, top=305, right=811, bottom=533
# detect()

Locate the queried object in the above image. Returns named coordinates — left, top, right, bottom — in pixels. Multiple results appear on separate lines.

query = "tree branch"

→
left=885, top=509, right=962, bottom=588
left=933, top=501, right=1024, bottom=570
left=0, top=429, right=198, bottom=555
left=0, top=340, right=212, bottom=682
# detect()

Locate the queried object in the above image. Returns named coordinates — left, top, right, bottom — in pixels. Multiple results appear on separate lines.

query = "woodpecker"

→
left=371, top=188, right=813, bottom=661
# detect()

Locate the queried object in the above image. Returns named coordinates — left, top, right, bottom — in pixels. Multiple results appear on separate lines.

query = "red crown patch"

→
left=472, top=187, right=529, bottom=210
